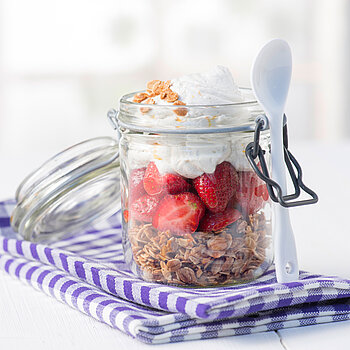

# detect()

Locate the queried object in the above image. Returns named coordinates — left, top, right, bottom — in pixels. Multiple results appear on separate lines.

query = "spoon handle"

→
left=269, top=115, right=299, bottom=282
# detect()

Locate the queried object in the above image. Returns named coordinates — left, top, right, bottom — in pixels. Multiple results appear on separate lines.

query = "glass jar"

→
left=11, top=88, right=274, bottom=287
left=117, top=88, right=273, bottom=286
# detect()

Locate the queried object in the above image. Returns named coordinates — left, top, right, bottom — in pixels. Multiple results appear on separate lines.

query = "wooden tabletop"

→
left=1, top=140, right=349, bottom=349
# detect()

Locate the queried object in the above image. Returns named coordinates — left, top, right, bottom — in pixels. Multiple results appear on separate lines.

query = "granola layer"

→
left=127, top=213, right=271, bottom=286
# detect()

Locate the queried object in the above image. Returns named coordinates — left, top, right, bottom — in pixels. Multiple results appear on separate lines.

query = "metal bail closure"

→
left=245, top=115, right=319, bottom=208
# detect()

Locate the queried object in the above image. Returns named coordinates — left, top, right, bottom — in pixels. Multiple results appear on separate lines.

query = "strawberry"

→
left=255, top=184, right=269, bottom=201
left=123, top=209, right=129, bottom=223
left=235, top=190, right=263, bottom=215
left=239, top=171, right=259, bottom=193
left=144, top=162, right=190, bottom=196
left=152, top=192, right=205, bottom=234
left=248, top=162, right=269, bottom=202
left=129, top=167, right=146, bottom=202
left=130, top=194, right=160, bottom=222
left=162, top=173, right=191, bottom=194
left=199, top=207, right=242, bottom=232
left=143, top=162, right=163, bottom=195
left=234, top=171, right=265, bottom=215
left=254, top=183, right=263, bottom=197
left=261, top=185, right=269, bottom=201
left=193, top=161, right=239, bottom=213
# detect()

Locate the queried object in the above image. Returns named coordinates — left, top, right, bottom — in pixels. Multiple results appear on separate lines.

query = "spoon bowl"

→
left=252, top=39, right=292, bottom=117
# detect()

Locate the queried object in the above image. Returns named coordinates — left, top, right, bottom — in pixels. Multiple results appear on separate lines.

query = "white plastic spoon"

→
left=251, top=39, right=299, bottom=283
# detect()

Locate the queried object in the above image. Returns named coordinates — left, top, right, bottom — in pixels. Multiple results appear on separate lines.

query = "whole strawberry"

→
left=162, top=173, right=191, bottom=194
left=153, top=192, right=205, bottom=234
left=193, top=161, right=238, bottom=213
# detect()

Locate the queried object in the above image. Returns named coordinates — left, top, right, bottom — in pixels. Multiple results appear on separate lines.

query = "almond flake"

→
left=173, top=100, right=187, bottom=116
left=145, top=98, right=155, bottom=104
left=147, top=80, right=161, bottom=93
left=163, top=80, right=172, bottom=89
left=173, top=100, right=186, bottom=105
left=165, top=90, right=178, bottom=103
left=140, top=97, right=155, bottom=113
left=133, top=92, right=149, bottom=103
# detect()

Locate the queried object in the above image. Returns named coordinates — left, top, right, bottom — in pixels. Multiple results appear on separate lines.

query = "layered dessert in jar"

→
left=119, top=66, right=272, bottom=286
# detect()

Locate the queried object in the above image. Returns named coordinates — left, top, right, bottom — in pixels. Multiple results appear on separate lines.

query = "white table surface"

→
left=1, top=140, right=350, bottom=350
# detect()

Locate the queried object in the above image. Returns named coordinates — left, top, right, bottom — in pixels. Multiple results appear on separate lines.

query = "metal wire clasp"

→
left=107, top=109, right=121, bottom=140
left=245, top=115, right=318, bottom=208
left=107, top=109, right=119, bottom=130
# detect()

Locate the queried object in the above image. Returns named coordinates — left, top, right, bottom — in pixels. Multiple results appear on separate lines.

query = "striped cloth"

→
left=1, top=199, right=350, bottom=344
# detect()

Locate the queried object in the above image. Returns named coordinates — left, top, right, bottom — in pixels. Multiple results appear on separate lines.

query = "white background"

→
left=1, top=0, right=350, bottom=165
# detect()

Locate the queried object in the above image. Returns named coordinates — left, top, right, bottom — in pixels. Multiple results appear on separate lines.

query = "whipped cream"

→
left=145, top=65, right=243, bottom=106
left=127, top=134, right=253, bottom=179
left=171, top=65, right=243, bottom=105
left=127, top=66, right=255, bottom=178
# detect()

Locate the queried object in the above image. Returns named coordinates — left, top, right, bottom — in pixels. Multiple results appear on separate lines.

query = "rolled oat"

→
left=127, top=213, right=271, bottom=286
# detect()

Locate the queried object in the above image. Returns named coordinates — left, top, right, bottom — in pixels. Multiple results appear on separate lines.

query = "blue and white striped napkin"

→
left=1, top=199, right=350, bottom=344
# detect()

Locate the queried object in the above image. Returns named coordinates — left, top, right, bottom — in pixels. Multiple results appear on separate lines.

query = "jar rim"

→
left=119, top=87, right=257, bottom=108
left=116, top=87, right=264, bottom=134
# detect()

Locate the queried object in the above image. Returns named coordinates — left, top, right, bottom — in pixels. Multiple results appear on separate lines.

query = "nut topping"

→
left=134, top=79, right=188, bottom=116
left=133, top=92, right=149, bottom=103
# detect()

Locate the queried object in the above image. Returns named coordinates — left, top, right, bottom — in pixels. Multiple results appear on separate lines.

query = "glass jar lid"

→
left=11, top=137, right=120, bottom=242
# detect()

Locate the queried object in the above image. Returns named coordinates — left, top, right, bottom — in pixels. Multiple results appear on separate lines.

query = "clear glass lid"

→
left=11, top=137, right=120, bottom=242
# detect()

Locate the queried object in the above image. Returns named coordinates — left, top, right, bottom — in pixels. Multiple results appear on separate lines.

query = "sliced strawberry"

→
left=163, top=173, right=191, bottom=194
left=193, top=161, right=239, bottom=213
left=235, top=171, right=265, bottom=215
left=255, top=184, right=263, bottom=197
left=235, top=190, right=263, bottom=215
left=129, top=167, right=146, bottom=202
left=144, top=162, right=191, bottom=196
left=239, top=171, right=258, bottom=195
left=255, top=184, right=269, bottom=201
left=152, top=192, right=205, bottom=234
left=143, top=162, right=163, bottom=195
left=245, top=162, right=269, bottom=202
left=261, top=185, right=269, bottom=201
left=130, top=194, right=160, bottom=222
left=199, top=207, right=242, bottom=232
